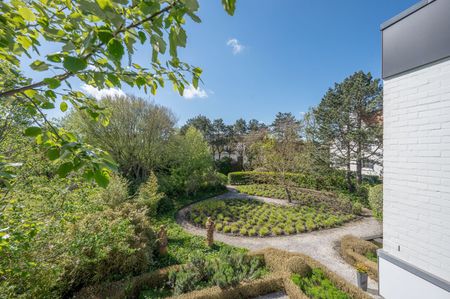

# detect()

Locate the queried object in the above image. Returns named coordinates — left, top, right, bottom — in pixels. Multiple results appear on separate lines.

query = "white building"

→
left=379, top=0, right=450, bottom=298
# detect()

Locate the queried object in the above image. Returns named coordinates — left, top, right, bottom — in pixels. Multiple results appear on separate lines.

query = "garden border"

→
left=340, top=235, right=379, bottom=281
left=74, top=248, right=372, bottom=299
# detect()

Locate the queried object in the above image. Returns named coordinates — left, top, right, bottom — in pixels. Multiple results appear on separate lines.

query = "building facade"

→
left=380, top=0, right=450, bottom=298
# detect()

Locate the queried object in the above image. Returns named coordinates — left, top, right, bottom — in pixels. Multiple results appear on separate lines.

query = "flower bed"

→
left=340, top=235, right=380, bottom=281
left=75, top=248, right=371, bottom=299
left=291, top=269, right=350, bottom=299
left=234, top=184, right=355, bottom=213
left=187, top=198, right=355, bottom=237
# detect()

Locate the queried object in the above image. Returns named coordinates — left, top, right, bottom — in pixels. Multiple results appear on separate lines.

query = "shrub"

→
left=272, top=227, right=282, bottom=235
left=137, top=172, right=165, bottom=218
left=59, top=202, right=156, bottom=297
left=97, top=173, right=130, bottom=207
left=340, top=235, right=379, bottom=281
left=259, top=227, right=270, bottom=237
left=286, top=257, right=312, bottom=277
left=352, top=202, right=363, bottom=215
left=292, top=269, right=350, bottom=299
left=168, top=251, right=267, bottom=295
left=368, top=184, right=383, bottom=220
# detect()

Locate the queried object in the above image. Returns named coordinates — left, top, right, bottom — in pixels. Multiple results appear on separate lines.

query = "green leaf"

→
left=57, top=162, right=73, bottom=178
left=222, top=0, right=236, bottom=16
left=138, top=31, right=146, bottom=44
left=47, top=53, right=62, bottom=63
left=60, top=102, right=68, bottom=112
left=94, top=169, right=110, bottom=187
left=18, top=7, right=36, bottom=22
left=41, top=102, right=55, bottom=109
left=107, top=38, right=124, bottom=62
left=183, top=0, right=199, bottom=12
left=30, top=60, right=50, bottom=71
left=96, top=0, right=113, bottom=9
left=24, top=127, right=42, bottom=137
left=47, top=148, right=60, bottom=161
left=44, top=78, right=61, bottom=89
left=97, top=29, right=113, bottom=44
left=63, top=56, right=88, bottom=72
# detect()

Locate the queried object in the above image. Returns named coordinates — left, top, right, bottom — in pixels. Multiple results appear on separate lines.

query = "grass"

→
left=151, top=188, right=246, bottom=270
left=187, top=198, right=355, bottom=237
left=292, top=269, right=350, bottom=299
left=235, top=184, right=356, bottom=213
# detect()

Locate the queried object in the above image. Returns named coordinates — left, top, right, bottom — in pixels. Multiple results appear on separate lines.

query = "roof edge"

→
left=380, top=0, right=436, bottom=31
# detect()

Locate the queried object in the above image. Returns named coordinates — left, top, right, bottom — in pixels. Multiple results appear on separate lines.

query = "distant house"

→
left=380, top=1, right=450, bottom=298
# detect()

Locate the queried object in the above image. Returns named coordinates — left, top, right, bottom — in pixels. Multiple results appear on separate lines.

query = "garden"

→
left=187, top=197, right=356, bottom=237
left=0, top=0, right=385, bottom=297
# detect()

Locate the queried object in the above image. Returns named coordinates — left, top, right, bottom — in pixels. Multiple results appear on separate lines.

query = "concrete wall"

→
left=383, top=56, right=450, bottom=296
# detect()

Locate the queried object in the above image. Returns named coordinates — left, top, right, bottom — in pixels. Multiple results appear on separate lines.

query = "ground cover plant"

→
left=187, top=198, right=355, bottom=237
left=234, top=184, right=356, bottom=213
left=291, top=269, right=350, bottom=299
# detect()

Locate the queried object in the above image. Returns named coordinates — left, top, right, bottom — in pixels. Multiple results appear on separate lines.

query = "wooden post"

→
left=158, top=225, right=168, bottom=256
left=205, top=217, right=214, bottom=247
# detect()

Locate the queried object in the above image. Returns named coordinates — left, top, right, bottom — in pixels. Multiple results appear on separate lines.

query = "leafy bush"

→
left=98, top=173, right=130, bottom=207
left=292, top=268, right=350, bottom=299
left=368, top=185, right=383, bottom=220
left=137, top=172, right=165, bottom=218
left=168, top=251, right=267, bottom=295
left=352, top=202, right=363, bottom=215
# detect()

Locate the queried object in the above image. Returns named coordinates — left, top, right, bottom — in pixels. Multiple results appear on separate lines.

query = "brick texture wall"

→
left=383, top=57, right=450, bottom=281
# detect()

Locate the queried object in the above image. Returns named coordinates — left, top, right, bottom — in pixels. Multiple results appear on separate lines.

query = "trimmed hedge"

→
left=251, top=248, right=372, bottom=299
left=228, top=171, right=348, bottom=192
left=76, top=248, right=371, bottom=299
left=368, top=185, right=383, bottom=220
left=340, top=235, right=379, bottom=281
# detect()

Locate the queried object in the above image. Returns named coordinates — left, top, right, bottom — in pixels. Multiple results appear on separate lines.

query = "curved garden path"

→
left=176, top=186, right=383, bottom=298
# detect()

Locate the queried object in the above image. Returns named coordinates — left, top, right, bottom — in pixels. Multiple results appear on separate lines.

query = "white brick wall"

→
left=383, top=57, right=450, bottom=281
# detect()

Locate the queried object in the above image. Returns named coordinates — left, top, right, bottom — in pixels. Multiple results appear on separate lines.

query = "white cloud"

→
left=81, top=84, right=126, bottom=99
left=183, top=84, right=208, bottom=100
left=226, top=38, right=244, bottom=54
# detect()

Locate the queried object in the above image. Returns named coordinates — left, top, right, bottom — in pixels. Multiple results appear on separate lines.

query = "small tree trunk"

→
left=205, top=217, right=214, bottom=247
left=284, top=185, right=292, bottom=203
left=356, top=156, right=363, bottom=186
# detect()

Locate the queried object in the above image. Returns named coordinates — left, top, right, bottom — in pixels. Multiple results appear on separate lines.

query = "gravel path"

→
left=177, top=187, right=382, bottom=298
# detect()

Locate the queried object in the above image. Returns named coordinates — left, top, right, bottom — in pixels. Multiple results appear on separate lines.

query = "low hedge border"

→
left=251, top=248, right=372, bottom=299
left=73, top=265, right=179, bottom=299
left=340, top=235, right=379, bottom=281
left=75, top=248, right=371, bottom=299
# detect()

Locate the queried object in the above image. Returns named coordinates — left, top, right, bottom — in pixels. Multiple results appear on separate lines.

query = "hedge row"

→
left=75, top=248, right=371, bottom=299
left=368, top=185, right=383, bottom=220
left=228, top=171, right=349, bottom=191
left=253, top=248, right=372, bottom=299
left=340, top=235, right=379, bottom=281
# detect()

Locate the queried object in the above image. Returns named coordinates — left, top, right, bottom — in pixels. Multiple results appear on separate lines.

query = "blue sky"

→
left=41, top=0, right=419, bottom=126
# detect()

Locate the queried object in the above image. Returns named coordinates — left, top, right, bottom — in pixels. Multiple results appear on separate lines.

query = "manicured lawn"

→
left=292, top=269, right=350, bottom=299
left=187, top=198, right=355, bottom=237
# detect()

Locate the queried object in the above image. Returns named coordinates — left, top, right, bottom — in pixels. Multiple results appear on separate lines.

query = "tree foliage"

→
left=66, top=95, right=176, bottom=185
left=0, top=0, right=236, bottom=185
left=310, top=71, right=383, bottom=189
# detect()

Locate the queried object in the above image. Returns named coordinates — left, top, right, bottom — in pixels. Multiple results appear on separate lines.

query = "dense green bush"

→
left=368, top=185, right=383, bottom=220
left=228, top=171, right=348, bottom=192
left=168, top=251, right=267, bottom=295
left=187, top=198, right=355, bottom=237
left=137, top=172, right=165, bottom=218
left=292, top=269, right=350, bottom=299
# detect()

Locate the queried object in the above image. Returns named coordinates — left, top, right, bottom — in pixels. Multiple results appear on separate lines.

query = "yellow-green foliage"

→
left=187, top=198, right=355, bottom=237
left=138, top=171, right=165, bottom=217
left=252, top=248, right=372, bottom=299
left=76, top=248, right=371, bottom=299
left=340, top=235, right=379, bottom=281
left=368, top=185, right=383, bottom=220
